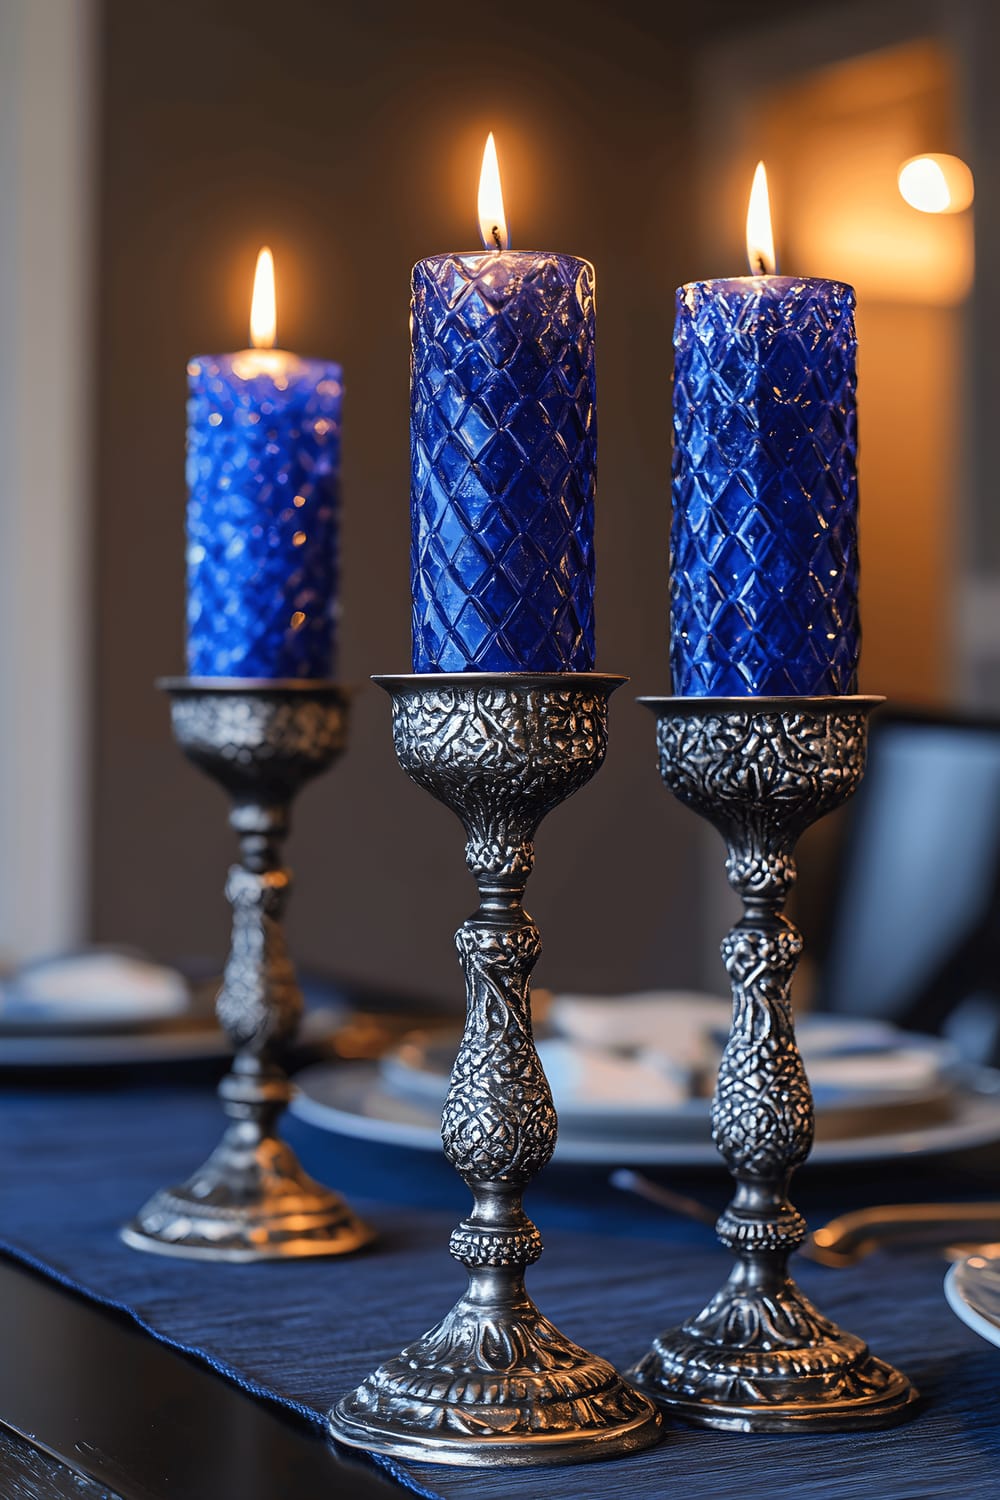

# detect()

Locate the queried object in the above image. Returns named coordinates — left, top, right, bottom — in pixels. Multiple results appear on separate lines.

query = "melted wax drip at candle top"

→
left=669, top=162, right=860, bottom=697
left=409, top=134, right=597, bottom=674
left=186, top=247, right=343, bottom=680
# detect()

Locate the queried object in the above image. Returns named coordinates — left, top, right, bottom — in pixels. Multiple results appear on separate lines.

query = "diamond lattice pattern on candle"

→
left=410, top=253, right=596, bottom=673
left=671, top=279, right=860, bottom=696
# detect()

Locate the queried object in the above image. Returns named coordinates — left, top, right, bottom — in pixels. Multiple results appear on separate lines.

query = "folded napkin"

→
left=545, top=991, right=953, bottom=1113
left=538, top=991, right=726, bottom=1110
left=537, top=1038, right=692, bottom=1109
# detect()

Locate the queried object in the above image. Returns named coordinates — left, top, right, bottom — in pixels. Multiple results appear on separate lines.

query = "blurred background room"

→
left=3, top=0, right=1000, bottom=1052
left=9, top=7, right=1000, bottom=1490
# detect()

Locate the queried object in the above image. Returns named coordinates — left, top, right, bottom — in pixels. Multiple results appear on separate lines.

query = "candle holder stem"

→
left=330, top=674, right=661, bottom=1467
left=122, top=679, right=373, bottom=1263
left=629, top=696, right=918, bottom=1431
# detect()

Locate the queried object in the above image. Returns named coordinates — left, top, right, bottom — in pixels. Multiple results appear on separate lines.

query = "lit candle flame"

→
left=746, top=162, right=776, bottom=276
left=249, top=246, right=277, bottom=349
left=477, top=133, right=509, bottom=251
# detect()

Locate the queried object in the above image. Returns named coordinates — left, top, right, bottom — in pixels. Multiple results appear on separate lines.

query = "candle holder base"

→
left=628, top=696, right=917, bottom=1433
left=122, top=1069, right=374, bottom=1263
left=122, top=679, right=373, bottom=1265
left=330, top=1289, right=660, bottom=1467
left=630, top=1279, right=918, bottom=1433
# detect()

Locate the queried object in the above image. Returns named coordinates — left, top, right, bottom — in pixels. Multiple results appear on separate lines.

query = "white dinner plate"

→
left=290, top=1060, right=1000, bottom=1167
left=945, top=1252, right=1000, bottom=1348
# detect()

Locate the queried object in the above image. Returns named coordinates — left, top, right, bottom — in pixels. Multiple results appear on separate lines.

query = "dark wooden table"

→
left=0, top=1255, right=402, bottom=1500
left=0, top=1428, right=116, bottom=1500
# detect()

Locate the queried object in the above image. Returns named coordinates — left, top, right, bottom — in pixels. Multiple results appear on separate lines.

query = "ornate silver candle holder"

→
left=629, top=696, right=918, bottom=1431
left=330, top=673, right=661, bottom=1467
left=122, top=678, right=374, bottom=1263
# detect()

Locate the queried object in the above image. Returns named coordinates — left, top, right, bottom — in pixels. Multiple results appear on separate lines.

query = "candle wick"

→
left=755, top=254, right=767, bottom=274
left=491, top=224, right=503, bottom=250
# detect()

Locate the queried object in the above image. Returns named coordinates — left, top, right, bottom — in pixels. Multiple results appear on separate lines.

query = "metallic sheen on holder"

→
left=122, top=679, right=373, bottom=1263
left=330, top=673, right=661, bottom=1466
left=629, top=696, right=917, bottom=1430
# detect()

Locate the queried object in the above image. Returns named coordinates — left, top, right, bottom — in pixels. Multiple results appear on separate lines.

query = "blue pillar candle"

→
left=410, top=135, right=597, bottom=673
left=186, top=249, right=342, bottom=679
left=670, top=166, right=860, bottom=697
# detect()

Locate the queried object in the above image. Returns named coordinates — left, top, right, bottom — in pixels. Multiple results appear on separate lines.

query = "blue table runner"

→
left=2, top=1081, right=999, bottom=1500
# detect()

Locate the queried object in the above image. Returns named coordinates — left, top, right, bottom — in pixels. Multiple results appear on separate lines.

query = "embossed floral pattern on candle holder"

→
left=630, top=696, right=917, bottom=1431
left=391, top=684, right=608, bottom=877
left=330, top=674, right=662, bottom=1464
left=122, top=681, right=372, bottom=1264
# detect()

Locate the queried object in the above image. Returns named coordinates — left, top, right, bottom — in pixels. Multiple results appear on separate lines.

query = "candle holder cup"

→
left=329, top=673, right=661, bottom=1467
left=122, top=678, right=374, bottom=1263
left=629, top=695, right=918, bottom=1431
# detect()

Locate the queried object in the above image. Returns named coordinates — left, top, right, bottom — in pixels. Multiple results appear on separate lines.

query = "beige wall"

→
left=855, top=301, right=960, bottom=702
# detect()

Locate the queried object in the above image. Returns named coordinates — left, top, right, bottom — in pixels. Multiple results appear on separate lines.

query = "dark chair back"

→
left=819, top=709, right=1000, bottom=1063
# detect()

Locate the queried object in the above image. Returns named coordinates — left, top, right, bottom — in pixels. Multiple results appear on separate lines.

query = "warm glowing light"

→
left=746, top=161, right=776, bottom=276
left=250, top=246, right=277, bottom=348
left=478, top=133, right=509, bottom=251
left=898, top=154, right=975, bottom=215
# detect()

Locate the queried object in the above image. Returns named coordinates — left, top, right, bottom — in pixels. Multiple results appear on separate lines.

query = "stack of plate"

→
left=0, top=950, right=342, bottom=1071
left=291, top=991, right=1000, bottom=1167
